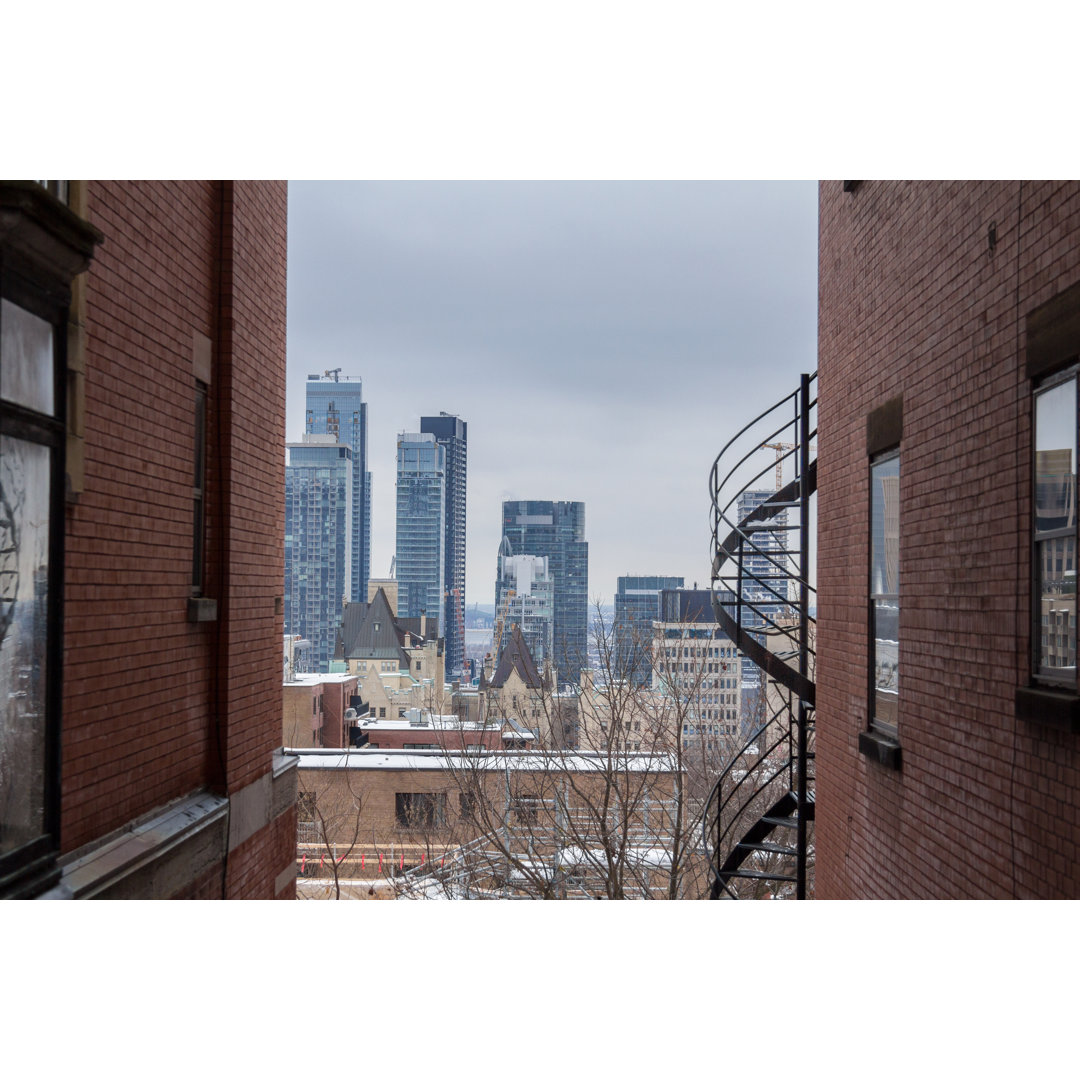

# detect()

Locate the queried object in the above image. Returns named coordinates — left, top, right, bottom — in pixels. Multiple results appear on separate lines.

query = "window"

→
left=395, top=792, right=445, bottom=829
left=512, top=794, right=540, bottom=825
left=870, top=451, right=900, bottom=734
left=1033, top=369, right=1077, bottom=685
left=191, top=378, right=207, bottom=592
left=0, top=181, right=100, bottom=898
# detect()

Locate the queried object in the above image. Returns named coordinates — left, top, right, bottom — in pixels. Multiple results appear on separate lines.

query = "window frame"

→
left=0, top=184, right=99, bottom=897
left=0, top=281, right=68, bottom=897
left=868, top=448, right=900, bottom=738
left=1031, top=365, right=1079, bottom=689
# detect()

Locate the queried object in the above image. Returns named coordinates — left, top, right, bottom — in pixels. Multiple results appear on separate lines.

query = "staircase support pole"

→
left=796, top=373, right=810, bottom=900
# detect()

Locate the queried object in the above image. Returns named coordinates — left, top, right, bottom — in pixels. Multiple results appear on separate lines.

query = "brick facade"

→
left=816, top=180, right=1080, bottom=898
left=56, top=181, right=293, bottom=898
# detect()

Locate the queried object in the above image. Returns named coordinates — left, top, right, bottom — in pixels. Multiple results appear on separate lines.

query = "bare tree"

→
left=296, top=760, right=365, bottom=900
left=394, top=602, right=737, bottom=900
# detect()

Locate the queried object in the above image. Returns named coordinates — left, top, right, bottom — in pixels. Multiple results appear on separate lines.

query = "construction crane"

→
left=762, top=442, right=795, bottom=492
left=324, top=367, right=342, bottom=381
left=762, top=440, right=815, bottom=491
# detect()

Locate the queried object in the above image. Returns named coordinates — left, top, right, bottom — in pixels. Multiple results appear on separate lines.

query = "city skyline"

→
left=285, top=182, right=819, bottom=606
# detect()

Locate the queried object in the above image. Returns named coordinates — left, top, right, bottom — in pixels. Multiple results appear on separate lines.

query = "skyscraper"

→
left=498, top=500, right=588, bottom=681
left=734, top=489, right=791, bottom=728
left=305, top=371, right=371, bottom=602
left=284, top=435, right=353, bottom=672
left=420, top=413, right=467, bottom=678
left=735, top=489, right=791, bottom=628
left=614, top=575, right=685, bottom=685
left=496, top=546, right=555, bottom=668
left=396, top=432, right=445, bottom=623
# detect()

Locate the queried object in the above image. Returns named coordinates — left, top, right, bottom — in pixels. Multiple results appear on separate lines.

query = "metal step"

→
left=725, top=869, right=797, bottom=882
left=735, top=841, right=797, bottom=857
left=760, top=815, right=797, bottom=829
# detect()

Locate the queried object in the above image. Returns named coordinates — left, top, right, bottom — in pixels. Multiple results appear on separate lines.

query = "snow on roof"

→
left=359, top=715, right=489, bottom=732
left=293, top=749, right=680, bottom=773
left=284, top=672, right=358, bottom=687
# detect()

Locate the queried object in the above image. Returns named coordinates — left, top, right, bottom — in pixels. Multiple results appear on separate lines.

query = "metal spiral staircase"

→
left=705, top=373, right=817, bottom=899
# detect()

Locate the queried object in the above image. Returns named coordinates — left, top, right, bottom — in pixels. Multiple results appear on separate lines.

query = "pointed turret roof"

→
left=489, top=624, right=544, bottom=689
left=338, top=588, right=410, bottom=666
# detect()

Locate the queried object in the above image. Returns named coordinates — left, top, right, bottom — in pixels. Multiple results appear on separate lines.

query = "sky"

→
left=285, top=181, right=819, bottom=608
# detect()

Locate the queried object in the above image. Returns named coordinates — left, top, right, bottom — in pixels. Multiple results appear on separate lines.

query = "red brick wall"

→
left=64, top=181, right=220, bottom=848
left=227, top=808, right=297, bottom=900
left=816, top=181, right=1080, bottom=898
left=61, top=182, right=291, bottom=898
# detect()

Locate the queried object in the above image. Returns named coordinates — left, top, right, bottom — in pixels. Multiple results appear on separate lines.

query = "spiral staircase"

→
left=705, top=373, right=817, bottom=899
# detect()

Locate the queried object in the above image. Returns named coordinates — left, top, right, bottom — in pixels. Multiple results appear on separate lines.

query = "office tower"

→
left=396, top=432, right=445, bottom=623
left=735, top=490, right=791, bottom=627
left=498, top=500, right=588, bottom=681
left=284, top=435, right=353, bottom=672
left=654, top=587, right=741, bottom=750
left=305, top=371, right=371, bottom=602
left=496, top=547, right=555, bottom=668
left=734, top=489, right=790, bottom=733
left=420, top=413, right=467, bottom=678
left=614, top=575, right=685, bottom=685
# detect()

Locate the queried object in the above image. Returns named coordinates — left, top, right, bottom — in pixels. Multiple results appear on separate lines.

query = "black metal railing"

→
left=706, top=373, right=817, bottom=899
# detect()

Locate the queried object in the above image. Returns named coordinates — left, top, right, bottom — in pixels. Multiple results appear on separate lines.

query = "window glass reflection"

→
left=871, top=454, right=900, bottom=730
left=0, top=436, right=51, bottom=855
left=0, top=300, right=54, bottom=416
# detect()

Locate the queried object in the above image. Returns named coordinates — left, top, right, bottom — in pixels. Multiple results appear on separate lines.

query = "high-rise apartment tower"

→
left=396, top=432, right=445, bottom=624
left=305, top=372, right=371, bottom=602
left=498, top=500, right=588, bottom=681
left=420, top=413, right=467, bottom=678
left=284, top=435, right=353, bottom=671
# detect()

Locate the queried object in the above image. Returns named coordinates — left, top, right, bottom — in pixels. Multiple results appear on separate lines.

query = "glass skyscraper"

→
left=496, top=549, right=555, bottom=668
left=498, top=500, right=588, bottom=681
left=615, top=575, right=685, bottom=685
left=284, top=436, right=353, bottom=672
left=396, top=432, right=445, bottom=623
left=420, top=413, right=467, bottom=678
left=305, top=372, right=371, bottom=602
left=735, top=489, right=791, bottom=627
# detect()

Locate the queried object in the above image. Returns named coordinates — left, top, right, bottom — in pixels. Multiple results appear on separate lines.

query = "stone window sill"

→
left=858, top=728, right=902, bottom=771
left=1015, top=685, right=1080, bottom=733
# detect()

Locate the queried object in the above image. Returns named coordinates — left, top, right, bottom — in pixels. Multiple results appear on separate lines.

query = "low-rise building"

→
left=283, top=673, right=361, bottom=749
left=352, top=708, right=534, bottom=751
left=293, top=747, right=695, bottom=897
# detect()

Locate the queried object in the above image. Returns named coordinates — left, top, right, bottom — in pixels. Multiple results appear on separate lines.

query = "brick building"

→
left=815, top=180, right=1080, bottom=898
left=0, top=180, right=295, bottom=899
left=294, top=748, right=691, bottom=897
left=284, top=673, right=360, bottom=749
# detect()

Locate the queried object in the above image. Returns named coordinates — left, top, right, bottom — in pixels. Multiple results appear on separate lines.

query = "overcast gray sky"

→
left=285, top=181, right=818, bottom=607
